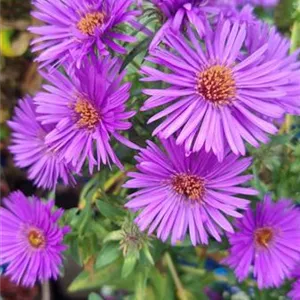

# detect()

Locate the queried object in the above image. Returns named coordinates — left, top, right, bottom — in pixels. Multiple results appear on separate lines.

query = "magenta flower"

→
left=8, top=96, right=75, bottom=189
left=151, top=0, right=212, bottom=18
left=224, top=195, right=300, bottom=289
left=237, top=0, right=279, bottom=7
left=246, top=21, right=300, bottom=115
left=124, top=137, right=257, bottom=245
left=149, top=0, right=256, bottom=50
left=0, top=191, right=69, bottom=287
left=289, top=280, right=300, bottom=300
left=293, top=265, right=300, bottom=278
left=149, top=0, right=217, bottom=49
left=141, top=17, right=300, bottom=161
left=35, top=55, right=137, bottom=174
left=29, top=0, right=139, bottom=68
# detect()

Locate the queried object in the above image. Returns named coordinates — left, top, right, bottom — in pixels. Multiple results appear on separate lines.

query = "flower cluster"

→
left=4, top=0, right=300, bottom=296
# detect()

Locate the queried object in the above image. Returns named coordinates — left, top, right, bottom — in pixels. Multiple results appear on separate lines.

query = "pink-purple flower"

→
left=246, top=20, right=300, bottom=115
left=35, top=55, right=137, bottom=174
left=289, top=280, right=300, bottom=300
left=8, top=96, right=75, bottom=189
left=224, top=195, right=300, bottom=289
left=149, top=0, right=217, bottom=49
left=237, top=0, right=279, bottom=7
left=124, top=137, right=257, bottom=245
left=141, top=17, right=300, bottom=161
left=0, top=191, right=69, bottom=287
left=29, top=0, right=139, bottom=68
left=289, top=266, right=300, bottom=299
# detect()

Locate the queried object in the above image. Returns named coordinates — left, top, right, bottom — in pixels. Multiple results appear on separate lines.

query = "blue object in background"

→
left=214, top=267, right=228, bottom=277
left=0, top=263, right=8, bottom=275
left=205, top=257, right=221, bottom=271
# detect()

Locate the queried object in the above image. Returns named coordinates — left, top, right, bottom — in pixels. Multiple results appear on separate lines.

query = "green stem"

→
left=290, top=16, right=300, bottom=53
left=178, top=265, right=206, bottom=276
left=164, top=253, right=188, bottom=300
left=79, top=173, right=100, bottom=204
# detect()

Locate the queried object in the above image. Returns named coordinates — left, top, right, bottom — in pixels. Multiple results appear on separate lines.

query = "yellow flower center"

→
left=28, top=229, right=45, bottom=249
left=77, top=12, right=106, bottom=35
left=255, top=227, right=274, bottom=248
left=196, top=65, right=236, bottom=105
left=171, top=173, right=205, bottom=201
left=74, top=98, right=100, bottom=130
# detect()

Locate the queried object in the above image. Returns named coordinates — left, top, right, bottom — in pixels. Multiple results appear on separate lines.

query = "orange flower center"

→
left=74, top=98, right=100, bottom=130
left=28, top=229, right=45, bottom=249
left=171, top=173, right=205, bottom=201
left=77, top=12, right=106, bottom=35
left=255, top=227, right=274, bottom=248
left=196, top=65, right=236, bottom=105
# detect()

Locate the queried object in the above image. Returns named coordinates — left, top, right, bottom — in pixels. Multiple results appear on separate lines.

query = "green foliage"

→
left=275, top=0, right=298, bottom=30
left=68, top=259, right=125, bottom=292
left=88, top=292, right=103, bottom=300
left=249, top=130, right=300, bottom=202
left=96, top=199, right=125, bottom=219
left=95, top=242, right=121, bottom=269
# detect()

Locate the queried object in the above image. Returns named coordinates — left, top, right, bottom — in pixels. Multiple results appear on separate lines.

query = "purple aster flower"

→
left=149, top=0, right=219, bottom=50
left=124, top=137, right=257, bottom=245
left=237, top=0, right=279, bottom=7
left=289, top=280, right=300, bottom=300
left=224, top=195, right=300, bottom=289
left=152, top=0, right=206, bottom=18
left=35, top=55, right=137, bottom=174
left=246, top=21, right=300, bottom=115
left=141, top=17, right=299, bottom=161
left=293, top=265, right=300, bottom=278
left=0, top=191, right=69, bottom=287
left=29, top=0, right=139, bottom=68
left=212, top=2, right=255, bottom=23
left=8, top=96, right=75, bottom=190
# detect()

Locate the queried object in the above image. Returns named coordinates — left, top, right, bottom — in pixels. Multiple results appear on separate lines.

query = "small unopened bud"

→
left=119, top=220, right=150, bottom=258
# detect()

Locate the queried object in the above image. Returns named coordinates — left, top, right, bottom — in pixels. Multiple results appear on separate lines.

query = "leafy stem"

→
left=164, top=252, right=189, bottom=300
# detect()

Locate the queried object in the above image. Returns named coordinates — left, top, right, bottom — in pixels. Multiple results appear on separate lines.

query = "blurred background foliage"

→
left=0, top=0, right=300, bottom=299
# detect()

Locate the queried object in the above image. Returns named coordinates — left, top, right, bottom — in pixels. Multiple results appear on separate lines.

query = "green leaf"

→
left=122, top=254, right=137, bottom=278
left=76, top=203, right=92, bottom=237
left=103, top=230, right=123, bottom=243
left=134, top=270, right=149, bottom=300
left=269, top=133, right=294, bottom=146
left=96, top=199, right=125, bottom=219
left=142, top=245, right=154, bottom=265
left=121, top=37, right=152, bottom=71
left=88, top=292, right=103, bottom=300
left=149, top=268, right=175, bottom=300
left=95, top=242, right=121, bottom=269
left=68, top=259, right=123, bottom=292
left=69, top=239, right=81, bottom=266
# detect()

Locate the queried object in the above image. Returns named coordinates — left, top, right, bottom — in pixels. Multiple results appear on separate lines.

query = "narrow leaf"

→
left=95, top=243, right=121, bottom=269
left=122, top=255, right=137, bottom=278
